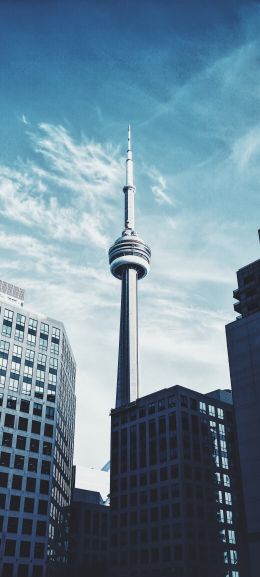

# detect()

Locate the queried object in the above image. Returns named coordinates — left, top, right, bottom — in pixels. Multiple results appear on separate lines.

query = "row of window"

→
left=1, top=311, right=60, bottom=353
left=1, top=563, right=43, bottom=577
left=1, top=413, right=54, bottom=435
left=0, top=471, right=51, bottom=492
left=0, top=450, right=51, bottom=472
left=2, top=538, right=45, bottom=559
left=114, top=396, right=231, bottom=425
left=0, top=492, right=48, bottom=514
left=0, top=340, right=58, bottom=369
left=0, top=394, right=54, bottom=417
left=0, top=515, right=46, bottom=536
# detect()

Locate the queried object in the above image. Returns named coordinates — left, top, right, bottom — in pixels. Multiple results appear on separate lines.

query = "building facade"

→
left=110, top=385, right=247, bottom=577
left=226, top=256, right=260, bottom=577
left=69, top=488, right=109, bottom=577
left=0, top=281, right=76, bottom=577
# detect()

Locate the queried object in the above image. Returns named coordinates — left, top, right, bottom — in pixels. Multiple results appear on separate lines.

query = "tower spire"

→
left=109, top=127, right=151, bottom=408
left=126, top=124, right=133, bottom=187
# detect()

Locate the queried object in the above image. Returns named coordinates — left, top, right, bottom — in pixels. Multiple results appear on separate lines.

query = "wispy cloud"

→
left=149, top=167, right=174, bottom=206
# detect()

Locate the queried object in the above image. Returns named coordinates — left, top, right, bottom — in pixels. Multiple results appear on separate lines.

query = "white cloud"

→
left=149, top=167, right=173, bottom=206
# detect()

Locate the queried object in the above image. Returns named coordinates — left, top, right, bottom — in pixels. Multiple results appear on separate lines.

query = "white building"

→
left=0, top=280, right=76, bottom=577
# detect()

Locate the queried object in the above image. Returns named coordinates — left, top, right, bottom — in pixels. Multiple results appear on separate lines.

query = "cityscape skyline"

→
left=0, top=0, right=260, bottom=470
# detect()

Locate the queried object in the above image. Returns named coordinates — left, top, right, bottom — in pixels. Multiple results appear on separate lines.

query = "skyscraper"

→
left=108, top=132, right=248, bottom=577
left=109, top=126, right=151, bottom=408
left=0, top=281, right=76, bottom=577
left=226, top=245, right=260, bottom=577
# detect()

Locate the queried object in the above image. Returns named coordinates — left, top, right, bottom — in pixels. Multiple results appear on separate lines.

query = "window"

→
left=33, top=403, right=42, bottom=416
left=43, top=441, right=52, bottom=456
left=10, top=495, right=20, bottom=511
left=20, top=541, right=31, bottom=557
left=44, top=424, right=53, bottom=437
left=16, top=435, right=26, bottom=450
left=20, top=399, right=30, bottom=413
left=39, top=324, right=49, bottom=351
left=0, top=451, right=11, bottom=467
left=9, top=377, right=19, bottom=392
left=37, top=353, right=46, bottom=369
left=21, top=382, right=31, bottom=396
left=18, top=417, right=28, bottom=431
left=12, top=344, right=22, bottom=360
left=22, top=518, right=33, bottom=534
left=12, top=475, right=23, bottom=490
left=11, top=361, right=20, bottom=375
left=46, top=406, right=54, bottom=419
left=181, top=395, right=188, bottom=407
left=226, top=510, right=233, bottom=524
left=222, top=457, right=229, bottom=469
left=225, top=492, right=232, bottom=505
left=7, top=396, right=17, bottom=410
left=41, top=460, right=51, bottom=475
left=29, top=439, right=39, bottom=453
left=2, top=310, right=13, bottom=337
left=26, top=477, right=36, bottom=493
left=219, top=423, right=225, bottom=434
left=148, top=402, right=155, bottom=414
left=0, top=472, right=8, bottom=487
left=199, top=402, right=206, bottom=413
left=0, top=338, right=9, bottom=355
left=34, top=542, right=45, bottom=559
left=168, top=395, right=176, bottom=408
left=228, top=530, right=236, bottom=544
left=7, top=517, right=19, bottom=533
left=31, top=420, right=41, bottom=434
left=14, top=455, right=24, bottom=470
left=218, top=509, right=224, bottom=523
left=208, top=405, right=215, bottom=416
left=49, top=357, right=58, bottom=371
left=230, top=550, right=238, bottom=565
left=25, top=349, right=34, bottom=364
left=5, top=539, right=16, bottom=556
left=28, top=458, right=38, bottom=472
left=36, top=369, right=45, bottom=383
left=223, top=474, right=230, bottom=487
left=158, top=398, right=165, bottom=411
left=3, top=432, right=13, bottom=447
left=0, top=392, right=3, bottom=405
left=218, top=408, right=224, bottom=419
left=38, top=499, right=48, bottom=515
left=36, top=521, right=46, bottom=536
left=5, top=413, right=15, bottom=428
left=24, top=498, right=34, bottom=513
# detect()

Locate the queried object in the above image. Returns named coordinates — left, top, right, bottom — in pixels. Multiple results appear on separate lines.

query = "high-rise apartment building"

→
left=0, top=281, right=76, bottom=577
left=110, top=385, right=247, bottom=577
left=226, top=251, right=260, bottom=577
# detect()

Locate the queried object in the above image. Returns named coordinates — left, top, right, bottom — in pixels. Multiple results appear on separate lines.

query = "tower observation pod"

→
left=109, top=127, right=151, bottom=408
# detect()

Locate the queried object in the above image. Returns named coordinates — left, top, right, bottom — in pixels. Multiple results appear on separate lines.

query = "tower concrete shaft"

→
left=109, top=127, right=151, bottom=408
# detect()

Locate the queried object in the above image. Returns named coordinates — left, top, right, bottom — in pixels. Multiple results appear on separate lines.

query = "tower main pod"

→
left=109, top=127, right=151, bottom=408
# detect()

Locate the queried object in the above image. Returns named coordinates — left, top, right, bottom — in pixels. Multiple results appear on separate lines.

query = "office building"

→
left=110, top=384, right=247, bottom=577
left=0, top=280, right=76, bottom=577
left=226, top=252, right=260, bottom=577
left=69, top=488, right=109, bottom=577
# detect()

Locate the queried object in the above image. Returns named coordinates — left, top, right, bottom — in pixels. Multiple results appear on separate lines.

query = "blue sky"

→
left=0, top=0, right=259, bottom=467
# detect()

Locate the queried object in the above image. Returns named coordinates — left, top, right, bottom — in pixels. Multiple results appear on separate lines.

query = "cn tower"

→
left=109, top=127, right=151, bottom=408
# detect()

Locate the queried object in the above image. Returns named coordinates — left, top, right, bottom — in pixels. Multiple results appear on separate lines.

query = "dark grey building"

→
left=110, top=385, right=247, bottom=577
left=226, top=256, right=260, bottom=577
left=68, top=488, right=109, bottom=577
left=0, top=281, right=76, bottom=577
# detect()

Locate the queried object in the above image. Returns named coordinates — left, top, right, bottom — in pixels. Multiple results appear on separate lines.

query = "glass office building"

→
left=110, top=385, right=248, bottom=577
left=0, top=281, right=76, bottom=577
left=226, top=256, right=260, bottom=577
